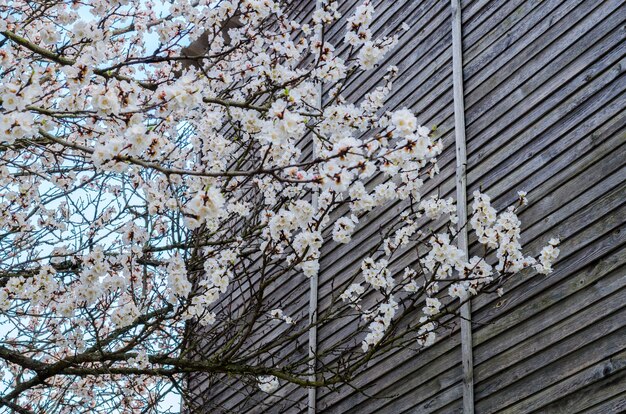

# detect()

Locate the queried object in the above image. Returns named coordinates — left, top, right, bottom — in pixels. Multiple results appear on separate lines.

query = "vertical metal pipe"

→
left=450, top=0, right=475, bottom=412
left=308, top=2, right=323, bottom=412
left=308, top=260, right=318, bottom=414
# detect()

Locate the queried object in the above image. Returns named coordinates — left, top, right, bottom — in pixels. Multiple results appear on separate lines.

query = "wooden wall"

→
left=459, top=0, right=626, bottom=412
left=187, top=0, right=626, bottom=412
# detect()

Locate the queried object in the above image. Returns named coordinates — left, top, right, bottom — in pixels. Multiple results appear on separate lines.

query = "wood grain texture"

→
left=186, top=0, right=626, bottom=412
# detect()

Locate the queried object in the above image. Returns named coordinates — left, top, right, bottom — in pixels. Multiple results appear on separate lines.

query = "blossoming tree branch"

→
left=0, top=0, right=559, bottom=412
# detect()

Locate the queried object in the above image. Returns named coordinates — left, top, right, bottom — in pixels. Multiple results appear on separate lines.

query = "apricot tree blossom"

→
left=0, top=0, right=559, bottom=412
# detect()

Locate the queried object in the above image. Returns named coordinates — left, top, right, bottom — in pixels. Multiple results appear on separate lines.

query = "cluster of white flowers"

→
left=0, top=111, right=34, bottom=144
left=390, top=108, right=418, bottom=136
left=340, top=283, right=365, bottom=304
left=292, top=230, right=323, bottom=256
left=350, top=190, right=560, bottom=352
left=536, top=238, right=561, bottom=274
left=71, top=247, right=110, bottom=307
left=158, top=74, right=203, bottom=112
left=293, top=231, right=324, bottom=278
left=416, top=317, right=437, bottom=347
left=186, top=298, right=218, bottom=327
left=470, top=191, right=499, bottom=247
left=257, top=375, right=280, bottom=393
left=420, top=196, right=457, bottom=223
left=91, top=86, right=121, bottom=115
left=492, top=209, right=532, bottom=273
left=448, top=257, right=494, bottom=300
left=264, top=198, right=326, bottom=278
left=470, top=191, right=560, bottom=273
left=268, top=210, right=299, bottom=240
left=422, top=297, right=442, bottom=316
left=128, top=350, right=150, bottom=369
left=332, top=214, right=359, bottom=243
left=110, top=300, right=140, bottom=328
left=1, top=265, right=59, bottom=310
left=401, top=268, right=420, bottom=293
left=185, top=187, right=226, bottom=229
left=1, top=81, right=40, bottom=112
left=345, top=1, right=374, bottom=46
left=361, top=257, right=393, bottom=291
left=269, top=309, right=295, bottom=325
left=383, top=219, right=420, bottom=256
left=422, top=233, right=466, bottom=278
left=517, top=190, right=529, bottom=206
left=361, top=298, right=398, bottom=351
left=228, top=201, right=252, bottom=217
left=357, top=38, right=398, bottom=70
left=166, top=255, right=192, bottom=304
left=185, top=250, right=240, bottom=325
left=202, top=258, right=232, bottom=293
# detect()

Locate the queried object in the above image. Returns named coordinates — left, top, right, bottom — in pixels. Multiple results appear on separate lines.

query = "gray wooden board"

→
left=579, top=390, right=626, bottom=414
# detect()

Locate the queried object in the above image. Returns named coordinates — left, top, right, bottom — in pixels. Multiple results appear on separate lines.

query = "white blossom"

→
left=269, top=309, right=295, bottom=325
left=258, top=376, right=280, bottom=393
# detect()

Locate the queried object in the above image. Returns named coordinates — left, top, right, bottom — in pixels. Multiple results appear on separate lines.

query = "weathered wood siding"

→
left=460, top=0, right=626, bottom=412
left=188, top=0, right=626, bottom=412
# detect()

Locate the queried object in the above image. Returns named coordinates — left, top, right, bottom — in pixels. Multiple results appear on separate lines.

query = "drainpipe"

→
left=450, top=0, right=474, bottom=413
left=308, top=2, right=323, bottom=413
